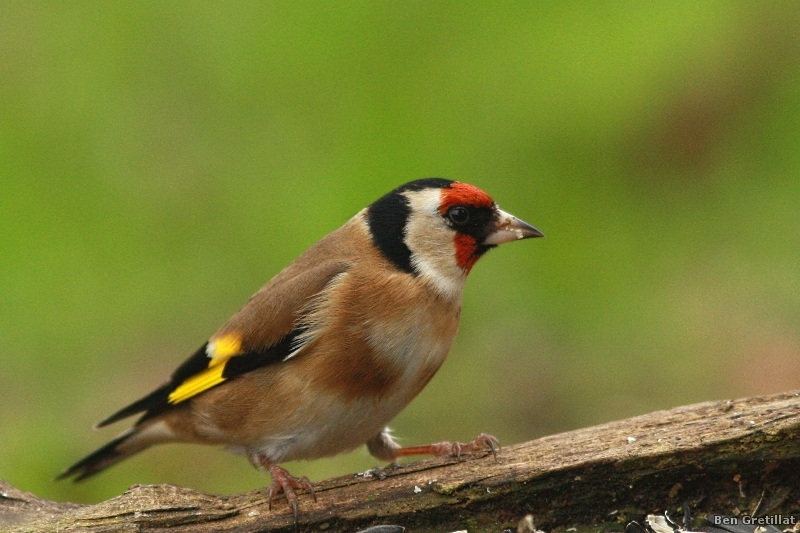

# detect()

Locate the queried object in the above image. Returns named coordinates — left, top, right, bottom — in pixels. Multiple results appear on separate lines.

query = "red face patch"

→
left=454, top=233, right=480, bottom=273
left=438, top=182, right=494, bottom=215
left=440, top=182, right=494, bottom=274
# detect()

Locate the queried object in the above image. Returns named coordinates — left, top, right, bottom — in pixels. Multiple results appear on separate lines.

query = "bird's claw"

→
left=455, top=432, right=500, bottom=461
left=266, top=464, right=316, bottom=522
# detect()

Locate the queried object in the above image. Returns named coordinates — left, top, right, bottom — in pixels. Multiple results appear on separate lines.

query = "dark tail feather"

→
left=94, top=383, right=171, bottom=429
left=57, top=429, right=138, bottom=482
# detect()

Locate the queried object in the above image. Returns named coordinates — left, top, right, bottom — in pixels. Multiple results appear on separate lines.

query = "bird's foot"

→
left=260, top=460, right=316, bottom=522
left=394, top=432, right=500, bottom=461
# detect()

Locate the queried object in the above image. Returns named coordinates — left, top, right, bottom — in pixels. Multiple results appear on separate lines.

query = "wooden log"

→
left=2, top=390, right=799, bottom=533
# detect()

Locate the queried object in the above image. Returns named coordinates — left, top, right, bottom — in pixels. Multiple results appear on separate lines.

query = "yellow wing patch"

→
left=168, top=365, right=226, bottom=404
left=167, top=333, right=243, bottom=405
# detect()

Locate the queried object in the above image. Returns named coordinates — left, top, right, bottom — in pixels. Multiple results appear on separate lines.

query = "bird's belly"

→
left=272, top=351, right=449, bottom=462
left=243, top=391, right=409, bottom=462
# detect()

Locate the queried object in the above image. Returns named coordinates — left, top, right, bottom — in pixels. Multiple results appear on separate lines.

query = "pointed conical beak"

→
left=483, top=208, right=544, bottom=245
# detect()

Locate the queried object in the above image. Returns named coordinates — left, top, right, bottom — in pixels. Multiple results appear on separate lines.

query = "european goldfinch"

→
left=59, top=178, right=542, bottom=518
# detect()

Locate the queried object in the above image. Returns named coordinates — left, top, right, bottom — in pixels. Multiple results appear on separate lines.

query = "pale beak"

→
left=483, top=208, right=544, bottom=245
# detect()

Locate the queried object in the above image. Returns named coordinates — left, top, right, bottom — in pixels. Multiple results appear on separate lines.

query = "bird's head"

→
left=367, top=178, right=543, bottom=299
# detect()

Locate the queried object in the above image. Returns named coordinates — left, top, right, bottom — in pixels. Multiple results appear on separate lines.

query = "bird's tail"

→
left=57, top=422, right=168, bottom=482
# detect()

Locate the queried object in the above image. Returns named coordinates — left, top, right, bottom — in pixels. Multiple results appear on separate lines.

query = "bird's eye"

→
left=448, top=206, right=470, bottom=225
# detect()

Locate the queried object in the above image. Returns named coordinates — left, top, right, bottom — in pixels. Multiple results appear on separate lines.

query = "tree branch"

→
left=3, top=390, right=799, bottom=532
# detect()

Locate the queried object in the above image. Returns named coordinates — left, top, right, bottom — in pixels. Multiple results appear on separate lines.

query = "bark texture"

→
left=2, top=390, right=799, bottom=532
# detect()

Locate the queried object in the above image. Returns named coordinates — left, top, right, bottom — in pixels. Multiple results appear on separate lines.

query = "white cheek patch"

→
left=402, top=190, right=466, bottom=300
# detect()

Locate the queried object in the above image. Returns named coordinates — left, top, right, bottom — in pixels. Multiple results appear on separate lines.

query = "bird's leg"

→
left=367, top=428, right=500, bottom=463
left=253, top=455, right=316, bottom=521
left=393, top=432, right=500, bottom=461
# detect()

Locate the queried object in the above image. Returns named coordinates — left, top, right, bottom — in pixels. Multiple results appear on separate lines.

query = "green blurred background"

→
left=1, top=1, right=799, bottom=504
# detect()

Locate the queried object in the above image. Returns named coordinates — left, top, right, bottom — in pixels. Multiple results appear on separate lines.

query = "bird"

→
left=58, top=178, right=543, bottom=519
